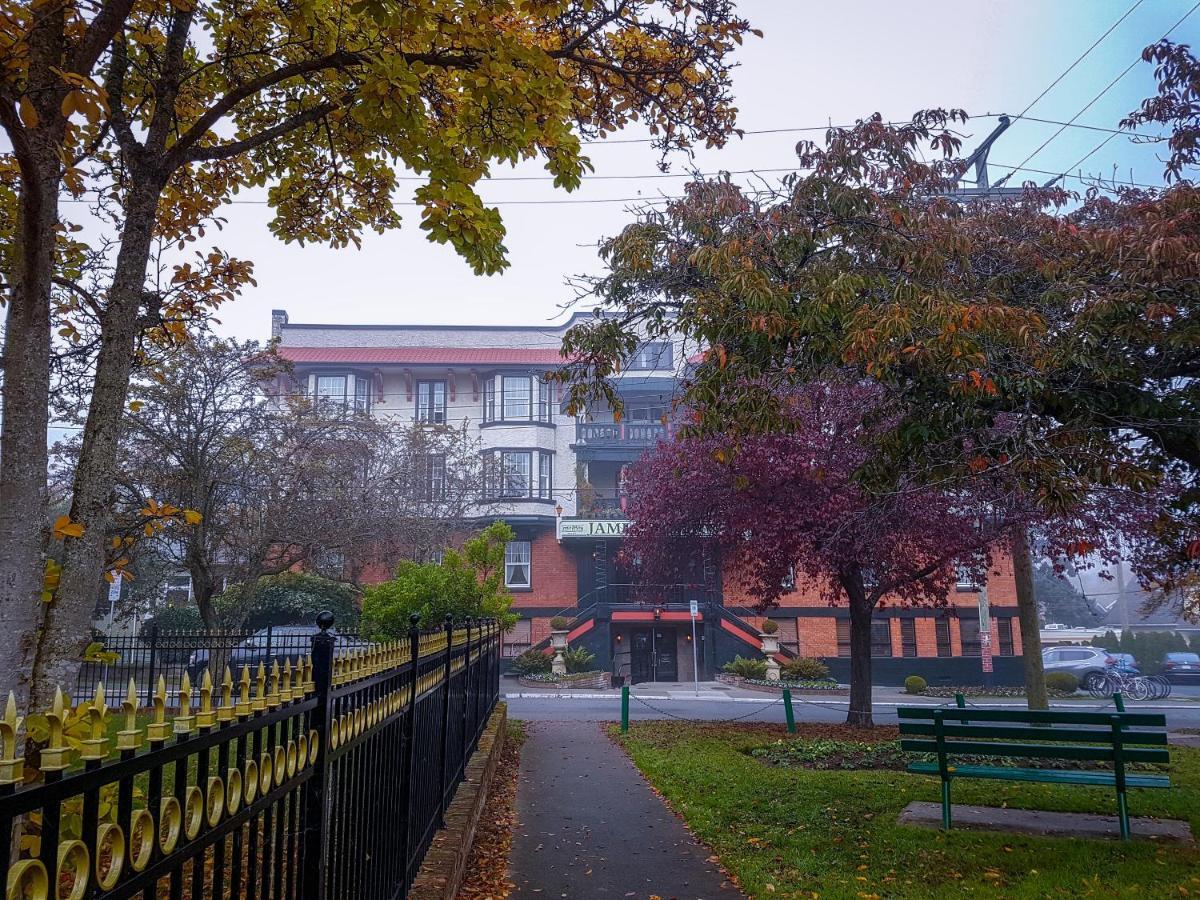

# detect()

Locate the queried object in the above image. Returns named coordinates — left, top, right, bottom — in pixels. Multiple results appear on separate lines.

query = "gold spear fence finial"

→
left=197, top=669, right=216, bottom=728
left=116, top=678, right=142, bottom=752
left=218, top=667, right=235, bottom=723
left=78, top=682, right=109, bottom=762
left=147, top=676, right=170, bottom=742
left=236, top=666, right=252, bottom=717
left=174, top=672, right=195, bottom=734
left=41, top=687, right=72, bottom=771
left=0, top=691, right=24, bottom=784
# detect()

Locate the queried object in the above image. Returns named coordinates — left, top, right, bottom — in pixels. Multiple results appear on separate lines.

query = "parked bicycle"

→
left=1087, top=669, right=1172, bottom=700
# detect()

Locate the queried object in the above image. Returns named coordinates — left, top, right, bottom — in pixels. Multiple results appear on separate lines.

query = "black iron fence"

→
left=78, top=626, right=366, bottom=705
left=1, top=614, right=501, bottom=899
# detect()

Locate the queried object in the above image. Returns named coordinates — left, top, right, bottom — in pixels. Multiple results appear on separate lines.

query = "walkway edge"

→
left=411, top=703, right=508, bottom=899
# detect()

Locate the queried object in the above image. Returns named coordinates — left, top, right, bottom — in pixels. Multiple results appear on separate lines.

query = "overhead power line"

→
left=1002, top=0, right=1200, bottom=181
left=1014, top=0, right=1146, bottom=119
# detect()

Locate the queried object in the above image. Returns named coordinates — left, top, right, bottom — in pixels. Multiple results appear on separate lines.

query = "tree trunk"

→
left=28, top=183, right=163, bottom=710
left=846, top=592, right=875, bottom=727
left=1011, top=527, right=1048, bottom=710
left=0, top=164, right=59, bottom=709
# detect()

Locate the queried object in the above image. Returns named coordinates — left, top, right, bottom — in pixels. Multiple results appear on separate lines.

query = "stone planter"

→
left=518, top=672, right=611, bottom=690
left=760, top=633, right=781, bottom=681
left=549, top=629, right=569, bottom=675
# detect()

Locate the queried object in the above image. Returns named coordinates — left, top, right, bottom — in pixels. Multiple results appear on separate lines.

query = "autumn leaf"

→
left=53, top=515, right=85, bottom=539
left=183, top=509, right=203, bottom=525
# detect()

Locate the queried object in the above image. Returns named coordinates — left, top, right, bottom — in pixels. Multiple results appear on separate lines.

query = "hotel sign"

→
left=557, top=519, right=630, bottom=540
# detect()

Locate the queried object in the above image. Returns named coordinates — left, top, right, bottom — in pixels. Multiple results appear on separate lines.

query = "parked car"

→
left=187, top=626, right=367, bottom=680
left=1109, top=652, right=1140, bottom=675
left=1162, top=652, right=1200, bottom=682
left=1041, top=645, right=1116, bottom=691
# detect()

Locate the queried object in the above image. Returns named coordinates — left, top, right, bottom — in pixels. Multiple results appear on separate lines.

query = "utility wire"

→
left=999, top=0, right=1200, bottom=183
left=1014, top=0, right=1145, bottom=119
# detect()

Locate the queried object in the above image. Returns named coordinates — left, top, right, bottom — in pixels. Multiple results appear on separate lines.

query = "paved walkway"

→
left=509, top=721, right=740, bottom=899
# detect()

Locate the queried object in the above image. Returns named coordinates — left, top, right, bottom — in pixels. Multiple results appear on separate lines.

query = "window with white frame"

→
left=483, top=450, right=553, bottom=500
left=504, top=541, right=531, bottom=588
left=416, top=380, right=447, bottom=424
left=354, top=376, right=370, bottom=412
left=315, top=375, right=347, bottom=406
left=483, top=375, right=553, bottom=423
left=312, top=373, right=370, bottom=413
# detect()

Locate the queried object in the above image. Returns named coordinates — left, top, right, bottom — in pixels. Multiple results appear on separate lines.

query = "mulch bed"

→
left=456, top=722, right=526, bottom=899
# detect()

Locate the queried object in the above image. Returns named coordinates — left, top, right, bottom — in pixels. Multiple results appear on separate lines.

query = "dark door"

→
left=630, top=629, right=654, bottom=684
left=653, top=627, right=678, bottom=681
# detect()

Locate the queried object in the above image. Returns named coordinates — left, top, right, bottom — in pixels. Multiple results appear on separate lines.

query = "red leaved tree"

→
left=623, top=383, right=1159, bottom=725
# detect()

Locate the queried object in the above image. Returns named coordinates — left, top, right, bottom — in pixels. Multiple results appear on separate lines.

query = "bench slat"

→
left=906, top=761, right=1170, bottom=789
left=896, top=707, right=1166, bottom=727
left=900, top=738, right=1169, bottom=764
left=898, top=722, right=1168, bottom=745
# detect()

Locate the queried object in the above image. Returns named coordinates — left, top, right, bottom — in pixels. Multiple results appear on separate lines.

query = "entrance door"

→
left=630, top=630, right=654, bottom=684
left=653, top=627, right=678, bottom=681
left=629, top=627, right=678, bottom=683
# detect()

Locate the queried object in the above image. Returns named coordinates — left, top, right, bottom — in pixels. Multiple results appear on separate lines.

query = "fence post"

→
left=461, top=619, right=472, bottom=765
left=439, top=615, right=454, bottom=827
left=782, top=687, right=796, bottom=734
left=400, top=614, right=421, bottom=893
left=145, top=624, right=159, bottom=706
left=301, top=612, right=336, bottom=900
left=621, top=685, right=629, bottom=733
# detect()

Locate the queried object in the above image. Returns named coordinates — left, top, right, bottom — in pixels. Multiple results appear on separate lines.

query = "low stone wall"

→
left=410, top=703, right=508, bottom=900
left=717, top=673, right=849, bottom=696
left=517, top=671, right=612, bottom=690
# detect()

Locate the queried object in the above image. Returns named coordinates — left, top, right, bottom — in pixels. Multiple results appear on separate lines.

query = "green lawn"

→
left=614, top=722, right=1200, bottom=899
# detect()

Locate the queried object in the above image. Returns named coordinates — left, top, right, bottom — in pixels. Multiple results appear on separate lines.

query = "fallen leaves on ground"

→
left=457, top=722, right=526, bottom=900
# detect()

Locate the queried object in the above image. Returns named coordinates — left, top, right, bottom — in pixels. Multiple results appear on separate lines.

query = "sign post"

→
left=978, top=583, right=993, bottom=687
left=689, top=599, right=700, bottom=696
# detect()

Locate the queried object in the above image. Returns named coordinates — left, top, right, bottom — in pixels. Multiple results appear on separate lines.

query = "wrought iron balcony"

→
left=574, top=421, right=669, bottom=447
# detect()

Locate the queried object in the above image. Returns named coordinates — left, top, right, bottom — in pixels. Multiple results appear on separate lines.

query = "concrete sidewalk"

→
left=509, top=721, right=740, bottom=898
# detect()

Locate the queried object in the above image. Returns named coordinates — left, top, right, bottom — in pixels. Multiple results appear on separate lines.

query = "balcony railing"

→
left=574, top=421, right=669, bottom=447
left=576, top=493, right=628, bottom=519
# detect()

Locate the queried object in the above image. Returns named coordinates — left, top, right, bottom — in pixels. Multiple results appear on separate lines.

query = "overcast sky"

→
left=196, top=0, right=1196, bottom=343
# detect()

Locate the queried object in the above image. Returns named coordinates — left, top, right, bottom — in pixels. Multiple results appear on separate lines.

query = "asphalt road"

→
left=504, top=688, right=1200, bottom=730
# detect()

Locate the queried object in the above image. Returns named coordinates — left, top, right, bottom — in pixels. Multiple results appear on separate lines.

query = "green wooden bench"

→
left=897, top=700, right=1170, bottom=840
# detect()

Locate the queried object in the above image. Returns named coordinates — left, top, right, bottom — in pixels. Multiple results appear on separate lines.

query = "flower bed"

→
left=716, top=673, right=847, bottom=695
left=517, top=671, right=611, bottom=690
left=750, top=736, right=1162, bottom=772
left=919, top=684, right=1076, bottom=699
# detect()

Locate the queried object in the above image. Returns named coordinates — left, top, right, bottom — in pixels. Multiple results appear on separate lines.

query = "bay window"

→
left=483, top=374, right=553, bottom=423
left=483, top=450, right=554, bottom=500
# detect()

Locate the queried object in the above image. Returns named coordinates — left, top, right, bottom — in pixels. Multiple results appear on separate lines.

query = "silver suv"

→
left=1042, top=645, right=1116, bottom=691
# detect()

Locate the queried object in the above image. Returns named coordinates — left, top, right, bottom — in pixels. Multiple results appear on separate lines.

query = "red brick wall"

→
left=731, top=552, right=1023, bottom=660
left=514, top=530, right=578, bottom=608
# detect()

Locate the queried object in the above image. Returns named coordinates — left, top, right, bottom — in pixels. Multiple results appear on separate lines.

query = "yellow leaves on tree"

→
left=52, top=516, right=85, bottom=540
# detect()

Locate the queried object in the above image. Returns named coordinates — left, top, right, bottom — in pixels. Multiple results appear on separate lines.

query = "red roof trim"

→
left=277, top=346, right=567, bottom=365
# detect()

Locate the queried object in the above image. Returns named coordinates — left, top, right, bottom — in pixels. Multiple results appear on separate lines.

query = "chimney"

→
left=270, top=308, right=289, bottom=340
